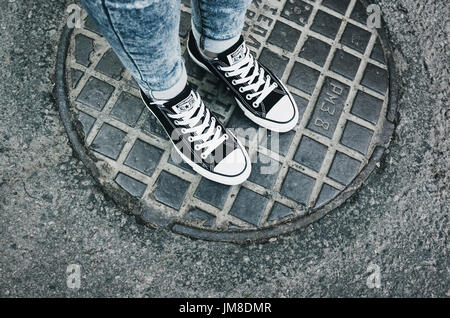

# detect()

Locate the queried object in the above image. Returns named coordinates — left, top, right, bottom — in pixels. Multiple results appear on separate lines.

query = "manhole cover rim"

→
left=56, top=0, right=398, bottom=243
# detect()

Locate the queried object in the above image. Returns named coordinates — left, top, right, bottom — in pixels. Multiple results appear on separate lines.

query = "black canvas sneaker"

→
left=140, top=84, right=251, bottom=185
left=187, top=31, right=299, bottom=133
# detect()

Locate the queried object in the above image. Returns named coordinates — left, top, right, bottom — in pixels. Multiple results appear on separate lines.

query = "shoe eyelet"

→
left=200, top=153, right=207, bottom=160
left=246, top=94, right=252, bottom=100
left=194, top=145, right=200, bottom=151
left=181, top=128, right=187, bottom=134
left=225, top=72, right=230, bottom=77
left=274, top=83, right=278, bottom=88
left=174, top=120, right=179, bottom=125
left=216, top=126, right=222, bottom=132
left=223, top=134, right=229, bottom=140
left=188, top=136, right=194, bottom=142
left=252, top=102, right=259, bottom=108
left=232, top=80, right=237, bottom=85
left=239, top=87, right=245, bottom=93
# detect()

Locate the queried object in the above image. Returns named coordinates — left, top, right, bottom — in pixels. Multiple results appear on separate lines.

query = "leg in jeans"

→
left=80, top=0, right=186, bottom=99
left=188, top=0, right=299, bottom=132
left=81, top=0, right=252, bottom=185
left=190, top=0, right=252, bottom=54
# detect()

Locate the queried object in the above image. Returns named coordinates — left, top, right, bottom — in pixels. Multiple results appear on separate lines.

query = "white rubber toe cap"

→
left=265, top=95, right=296, bottom=123
left=214, top=148, right=249, bottom=177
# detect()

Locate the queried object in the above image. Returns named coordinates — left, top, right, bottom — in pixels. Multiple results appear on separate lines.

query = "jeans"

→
left=81, top=0, right=252, bottom=99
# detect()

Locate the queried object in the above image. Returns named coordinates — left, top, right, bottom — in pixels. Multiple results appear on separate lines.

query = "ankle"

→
left=141, top=66, right=188, bottom=101
left=203, top=49, right=218, bottom=58
left=191, top=25, right=240, bottom=56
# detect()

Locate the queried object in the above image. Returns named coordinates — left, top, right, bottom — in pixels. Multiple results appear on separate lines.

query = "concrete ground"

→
left=0, top=0, right=448, bottom=297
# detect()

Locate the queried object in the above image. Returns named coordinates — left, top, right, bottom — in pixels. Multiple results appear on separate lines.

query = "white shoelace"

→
left=159, top=92, right=228, bottom=159
left=219, top=47, right=278, bottom=108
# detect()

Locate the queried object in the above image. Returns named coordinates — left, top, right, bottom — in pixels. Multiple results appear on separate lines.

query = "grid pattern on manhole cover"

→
left=65, top=0, right=392, bottom=239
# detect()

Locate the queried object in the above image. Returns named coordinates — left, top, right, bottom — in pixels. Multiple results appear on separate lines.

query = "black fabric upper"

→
left=188, top=31, right=293, bottom=123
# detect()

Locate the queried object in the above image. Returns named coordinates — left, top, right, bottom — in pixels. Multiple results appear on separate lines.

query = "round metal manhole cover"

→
left=56, top=0, right=397, bottom=242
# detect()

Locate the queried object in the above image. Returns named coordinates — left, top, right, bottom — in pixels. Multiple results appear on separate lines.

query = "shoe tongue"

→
left=218, top=36, right=246, bottom=66
left=172, top=92, right=197, bottom=114
left=163, top=84, right=197, bottom=114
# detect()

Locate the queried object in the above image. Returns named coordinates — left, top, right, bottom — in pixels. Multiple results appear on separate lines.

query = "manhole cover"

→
left=56, top=0, right=397, bottom=242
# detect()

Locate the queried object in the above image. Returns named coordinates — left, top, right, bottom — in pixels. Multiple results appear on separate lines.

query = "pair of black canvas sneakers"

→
left=141, top=31, right=299, bottom=185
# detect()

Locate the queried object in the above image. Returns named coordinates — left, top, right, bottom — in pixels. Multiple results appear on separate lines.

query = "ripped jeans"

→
left=80, top=0, right=252, bottom=99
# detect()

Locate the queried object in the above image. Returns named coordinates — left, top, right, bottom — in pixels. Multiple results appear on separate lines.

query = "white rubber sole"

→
left=140, top=95, right=251, bottom=186
left=187, top=45, right=299, bottom=133
left=171, top=138, right=251, bottom=186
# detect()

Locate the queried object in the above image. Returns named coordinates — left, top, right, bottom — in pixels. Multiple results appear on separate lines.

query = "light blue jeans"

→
left=81, top=0, right=252, bottom=99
